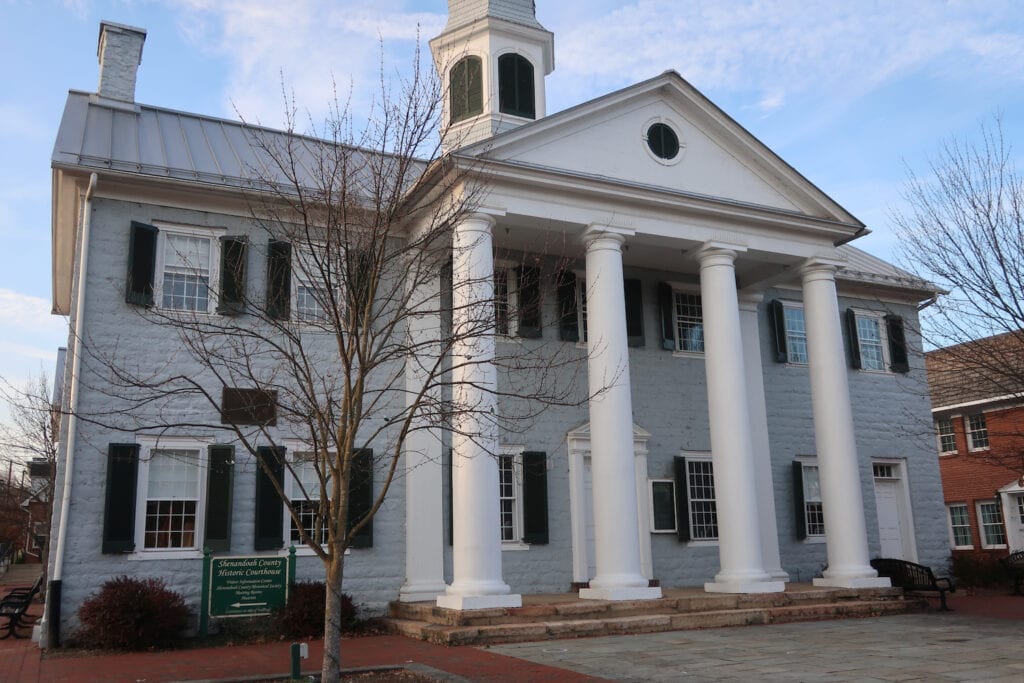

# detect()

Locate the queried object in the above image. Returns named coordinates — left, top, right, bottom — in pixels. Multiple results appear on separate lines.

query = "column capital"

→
left=697, top=241, right=747, bottom=267
left=582, top=224, right=635, bottom=250
left=458, top=212, right=498, bottom=233
left=799, top=256, right=845, bottom=281
left=738, top=291, right=764, bottom=312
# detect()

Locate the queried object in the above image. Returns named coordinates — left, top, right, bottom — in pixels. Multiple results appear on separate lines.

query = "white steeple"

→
left=430, top=0, right=554, bottom=149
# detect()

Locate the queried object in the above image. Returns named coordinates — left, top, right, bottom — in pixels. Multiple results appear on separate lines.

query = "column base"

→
left=579, top=585, right=663, bottom=601
left=768, top=569, right=791, bottom=582
left=813, top=576, right=891, bottom=589
left=436, top=593, right=522, bottom=610
left=399, top=581, right=448, bottom=603
left=704, top=580, right=786, bottom=594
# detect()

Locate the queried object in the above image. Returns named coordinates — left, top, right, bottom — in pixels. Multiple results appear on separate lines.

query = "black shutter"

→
left=886, top=315, right=909, bottom=373
left=348, top=449, right=373, bottom=548
left=218, top=236, right=247, bottom=315
left=254, top=446, right=285, bottom=550
left=102, top=443, right=139, bottom=553
left=556, top=271, right=579, bottom=342
left=845, top=308, right=862, bottom=369
left=521, top=451, right=548, bottom=544
left=446, top=448, right=453, bottom=546
left=205, top=445, right=234, bottom=552
left=769, top=299, right=788, bottom=363
left=516, top=266, right=542, bottom=338
left=673, top=456, right=690, bottom=543
left=793, top=461, right=807, bottom=541
left=266, top=240, right=292, bottom=320
left=658, top=283, right=675, bottom=350
left=126, top=222, right=158, bottom=306
left=624, top=278, right=644, bottom=347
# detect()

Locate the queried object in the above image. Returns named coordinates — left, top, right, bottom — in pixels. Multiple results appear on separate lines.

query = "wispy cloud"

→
left=0, top=289, right=66, bottom=334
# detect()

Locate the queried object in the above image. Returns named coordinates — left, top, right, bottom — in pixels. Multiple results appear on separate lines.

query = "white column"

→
left=579, top=226, right=661, bottom=601
left=738, top=293, right=789, bottom=582
left=699, top=245, right=784, bottom=594
left=801, top=260, right=889, bottom=588
left=437, top=213, right=521, bottom=610
left=399, top=272, right=446, bottom=602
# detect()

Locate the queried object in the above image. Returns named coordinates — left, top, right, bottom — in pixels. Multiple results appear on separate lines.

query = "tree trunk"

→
left=322, top=553, right=345, bottom=682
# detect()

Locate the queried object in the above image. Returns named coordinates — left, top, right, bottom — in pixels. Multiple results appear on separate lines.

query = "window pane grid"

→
left=145, top=449, right=200, bottom=549
left=499, top=455, right=516, bottom=542
left=802, top=464, right=825, bottom=537
left=162, top=234, right=211, bottom=311
left=784, top=307, right=808, bottom=364
left=967, top=414, right=989, bottom=449
left=687, top=460, right=717, bottom=540
left=979, top=502, right=1006, bottom=546
left=296, top=284, right=328, bottom=322
left=948, top=504, right=972, bottom=547
left=1017, top=495, right=1024, bottom=525
left=494, top=269, right=511, bottom=336
left=937, top=418, right=956, bottom=453
left=674, top=292, right=704, bottom=353
left=291, top=500, right=327, bottom=544
left=856, top=316, right=885, bottom=370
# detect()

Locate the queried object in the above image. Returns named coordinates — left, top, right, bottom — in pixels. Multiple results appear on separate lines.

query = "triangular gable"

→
left=459, top=71, right=861, bottom=225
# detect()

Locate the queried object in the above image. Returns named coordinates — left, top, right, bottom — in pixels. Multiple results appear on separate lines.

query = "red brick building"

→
left=928, top=333, right=1024, bottom=558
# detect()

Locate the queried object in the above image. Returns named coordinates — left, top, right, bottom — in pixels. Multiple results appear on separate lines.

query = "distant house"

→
left=928, top=332, right=1024, bottom=556
left=44, top=1, right=949, bottom=645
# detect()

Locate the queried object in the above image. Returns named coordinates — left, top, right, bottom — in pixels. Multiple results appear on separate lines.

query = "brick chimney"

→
left=97, top=21, right=147, bottom=102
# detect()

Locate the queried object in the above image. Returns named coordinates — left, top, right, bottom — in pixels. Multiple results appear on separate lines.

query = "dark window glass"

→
left=450, top=56, right=483, bottom=123
left=647, top=123, right=679, bottom=160
left=498, top=53, right=535, bottom=119
left=651, top=481, right=676, bottom=532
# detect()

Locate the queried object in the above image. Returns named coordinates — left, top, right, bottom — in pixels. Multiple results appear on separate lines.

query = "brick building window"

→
left=947, top=503, right=972, bottom=549
left=977, top=501, right=1007, bottom=548
left=936, top=418, right=957, bottom=454
left=966, top=413, right=989, bottom=451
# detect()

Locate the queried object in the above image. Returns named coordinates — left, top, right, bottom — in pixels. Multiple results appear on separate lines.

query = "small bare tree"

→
left=0, top=373, right=59, bottom=575
left=73, top=49, right=588, bottom=679
left=894, top=116, right=1024, bottom=472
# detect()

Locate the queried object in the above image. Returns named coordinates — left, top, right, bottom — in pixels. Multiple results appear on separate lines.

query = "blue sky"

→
left=2, top=0, right=1024, bottom=395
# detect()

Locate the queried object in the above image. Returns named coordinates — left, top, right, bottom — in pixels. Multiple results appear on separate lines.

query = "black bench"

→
left=0, top=575, right=43, bottom=639
left=870, top=558, right=955, bottom=611
left=1000, top=550, right=1024, bottom=595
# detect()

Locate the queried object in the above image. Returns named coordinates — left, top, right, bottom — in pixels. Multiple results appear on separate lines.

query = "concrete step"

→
left=383, top=592, right=924, bottom=647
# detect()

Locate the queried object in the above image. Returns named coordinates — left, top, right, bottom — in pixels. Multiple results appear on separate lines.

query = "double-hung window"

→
left=126, top=222, right=228, bottom=312
left=498, top=450, right=521, bottom=543
left=947, top=503, right=973, bottom=549
left=493, top=263, right=541, bottom=338
left=288, top=453, right=330, bottom=545
left=852, top=311, right=887, bottom=371
left=673, top=290, right=704, bottom=354
left=685, top=458, right=717, bottom=540
left=794, top=460, right=825, bottom=540
left=977, top=500, right=1007, bottom=548
left=292, top=249, right=331, bottom=323
left=782, top=305, right=808, bottom=364
left=133, top=438, right=210, bottom=555
left=936, top=417, right=957, bottom=454
left=966, top=413, right=989, bottom=451
left=160, top=232, right=214, bottom=312
left=843, top=308, right=909, bottom=373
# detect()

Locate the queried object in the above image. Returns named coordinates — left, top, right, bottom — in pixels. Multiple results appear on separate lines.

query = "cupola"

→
left=430, top=1, right=555, bottom=150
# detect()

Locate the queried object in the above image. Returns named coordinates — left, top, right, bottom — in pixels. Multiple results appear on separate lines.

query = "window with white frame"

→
left=686, top=458, right=717, bottom=540
left=966, top=413, right=989, bottom=450
left=649, top=479, right=677, bottom=533
left=288, top=453, right=330, bottom=545
left=673, top=290, right=704, bottom=354
left=498, top=452, right=519, bottom=542
left=947, top=503, right=973, bottom=549
left=1017, top=494, right=1024, bottom=525
left=852, top=311, right=889, bottom=371
left=801, top=463, right=826, bottom=537
left=292, top=248, right=332, bottom=323
left=494, top=266, right=518, bottom=337
left=139, top=445, right=205, bottom=551
left=158, top=230, right=219, bottom=312
left=782, top=304, right=808, bottom=364
left=936, top=418, right=957, bottom=454
left=977, top=500, right=1007, bottom=548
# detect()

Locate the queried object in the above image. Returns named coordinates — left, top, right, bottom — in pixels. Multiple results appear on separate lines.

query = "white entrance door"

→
left=872, top=463, right=915, bottom=561
left=1010, top=494, right=1024, bottom=550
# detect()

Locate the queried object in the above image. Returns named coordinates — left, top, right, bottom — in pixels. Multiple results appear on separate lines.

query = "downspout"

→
left=47, top=172, right=97, bottom=648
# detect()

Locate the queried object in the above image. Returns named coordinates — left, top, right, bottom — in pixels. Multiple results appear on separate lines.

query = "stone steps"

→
left=382, top=587, right=924, bottom=646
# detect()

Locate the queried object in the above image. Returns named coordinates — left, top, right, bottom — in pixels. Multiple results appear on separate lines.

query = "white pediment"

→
left=462, top=72, right=859, bottom=224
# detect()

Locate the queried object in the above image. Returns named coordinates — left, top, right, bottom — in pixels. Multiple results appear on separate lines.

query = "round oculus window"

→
left=646, top=123, right=680, bottom=160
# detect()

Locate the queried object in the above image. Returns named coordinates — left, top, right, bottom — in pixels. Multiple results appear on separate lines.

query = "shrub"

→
left=77, top=576, right=190, bottom=650
left=274, top=581, right=356, bottom=638
left=951, top=553, right=1007, bottom=588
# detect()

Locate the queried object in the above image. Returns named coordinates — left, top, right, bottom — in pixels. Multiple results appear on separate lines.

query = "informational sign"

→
left=208, top=555, right=289, bottom=617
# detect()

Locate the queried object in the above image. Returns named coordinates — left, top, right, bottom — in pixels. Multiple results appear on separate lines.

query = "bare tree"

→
left=72, top=50, right=588, bottom=679
left=894, top=116, right=1024, bottom=471
left=0, top=372, right=59, bottom=576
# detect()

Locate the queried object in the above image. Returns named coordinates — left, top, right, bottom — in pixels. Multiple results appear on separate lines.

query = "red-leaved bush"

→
left=274, top=581, right=356, bottom=638
left=76, top=576, right=190, bottom=650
